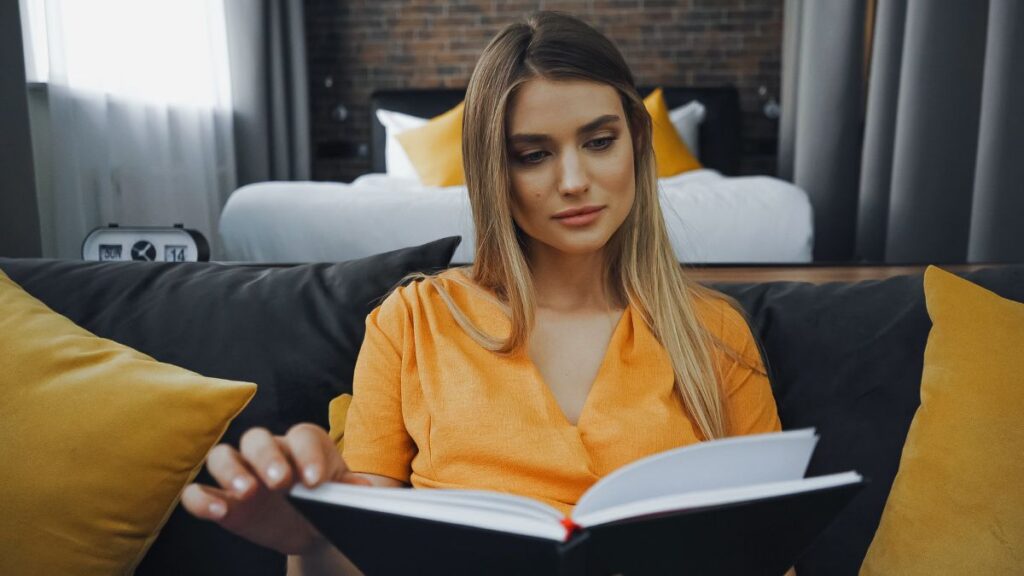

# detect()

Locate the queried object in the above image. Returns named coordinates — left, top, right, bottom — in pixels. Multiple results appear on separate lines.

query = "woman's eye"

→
left=586, top=137, right=615, bottom=150
left=515, top=138, right=614, bottom=165
left=519, top=150, right=549, bottom=164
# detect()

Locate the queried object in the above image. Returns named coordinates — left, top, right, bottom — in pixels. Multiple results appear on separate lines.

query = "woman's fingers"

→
left=181, top=482, right=232, bottom=521
left=283, top=423, right=372, bottom=487
left=181, top=425, right=356, bottom=556
left=285, top=423, right=332, bottom=487
left=240, top=427, right=293, bottom=490
left=183, top=479, right=318, bottom=550
left=233, top=424, right=369, bottom=491
left=206, top=443, right=259, bottom=498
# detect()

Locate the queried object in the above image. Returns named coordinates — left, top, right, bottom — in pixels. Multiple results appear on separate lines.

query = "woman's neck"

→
left=527, top=244, right=618, bottom=313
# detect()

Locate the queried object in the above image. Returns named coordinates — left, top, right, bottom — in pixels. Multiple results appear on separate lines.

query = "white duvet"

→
left=219, top=170, right=813, bottom=263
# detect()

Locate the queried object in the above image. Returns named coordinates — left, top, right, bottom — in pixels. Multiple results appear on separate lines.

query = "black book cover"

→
left=290, top=479, right=864, bottom=576
left=290, top=496, right=588, bottom=575
left=582, top=480, right=864, bottom=575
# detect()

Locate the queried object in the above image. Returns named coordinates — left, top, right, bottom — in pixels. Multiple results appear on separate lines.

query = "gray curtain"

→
left=968, top=0, right=1024, bottom=262
left=0, top=0, right=40, bottom=257
left=779, top=0, right=866, bottom=261
left=225, top=0, right=311, bottom=185
left=780, top=0, right=1024, bottom=263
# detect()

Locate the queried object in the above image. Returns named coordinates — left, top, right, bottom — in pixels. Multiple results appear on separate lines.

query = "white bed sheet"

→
left=219, top=170, right=813, bottom=263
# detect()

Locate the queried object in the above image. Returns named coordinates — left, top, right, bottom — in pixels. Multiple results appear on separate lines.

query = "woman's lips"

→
left=553, top=206, right=605, bottom=227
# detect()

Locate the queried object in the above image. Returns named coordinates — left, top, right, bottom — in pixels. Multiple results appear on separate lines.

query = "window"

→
left=17, top=0, right=231, bottom=109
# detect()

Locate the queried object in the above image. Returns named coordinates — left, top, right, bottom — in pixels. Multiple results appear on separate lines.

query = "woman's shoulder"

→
left=690, top=289, right=762, bottom=366
left=373, top=267, right=504, bottom=325
left=691, top=288, right=746, bottom=333
left=366, top=267, right=511, bottom=350
left=380, top=267, right=486, bottom=305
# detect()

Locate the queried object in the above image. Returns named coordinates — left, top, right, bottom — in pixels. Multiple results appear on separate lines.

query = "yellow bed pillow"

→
left=0, top=270, right=257, bottom=576
left=860, top=266, right=1024, bottom=574
left=643, top=87, right=702, bottom=177
left=396, top=101, right=466, bottom=187
left=396, top=89, right=701, bottom=185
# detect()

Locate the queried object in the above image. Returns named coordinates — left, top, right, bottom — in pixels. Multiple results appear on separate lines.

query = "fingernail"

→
left=208, top=501, right=226, bottom=518
left=267, top=463, right=285, bottom=484
left=232, top=476, right=251, bottom=493
left=304, top=465, right=320, bottom=485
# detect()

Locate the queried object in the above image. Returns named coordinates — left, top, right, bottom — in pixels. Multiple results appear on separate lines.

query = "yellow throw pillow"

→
left=0, top=270, right=256, bottom=576
left=643, top=88, right=702, bottom=177
left=860, top=266, right=1024, bottom=575
left=396, top=101, right=465, bottom=187
left=328, top=392, right=353, bottom=453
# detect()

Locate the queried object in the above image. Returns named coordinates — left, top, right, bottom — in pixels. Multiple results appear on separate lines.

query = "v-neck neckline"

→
left=524, top=304, right=631, bottom=431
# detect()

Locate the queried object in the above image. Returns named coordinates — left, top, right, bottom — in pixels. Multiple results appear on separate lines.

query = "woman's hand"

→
left=181, top=423, right=373, bottom=556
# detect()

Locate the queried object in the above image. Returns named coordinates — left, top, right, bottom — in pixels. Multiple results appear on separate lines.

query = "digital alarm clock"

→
left=82, top=224, right=210, bottom=262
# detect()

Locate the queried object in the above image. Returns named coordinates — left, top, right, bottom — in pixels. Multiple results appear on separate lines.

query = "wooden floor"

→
left=684, top=263, right=1007, bottom=284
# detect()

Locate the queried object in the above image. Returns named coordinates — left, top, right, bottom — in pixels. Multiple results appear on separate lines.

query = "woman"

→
left=182, top=11, right=784, bottom=575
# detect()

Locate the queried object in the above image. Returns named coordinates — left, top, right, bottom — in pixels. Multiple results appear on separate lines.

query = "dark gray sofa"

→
left=2, top=241, right=1021, bottom=576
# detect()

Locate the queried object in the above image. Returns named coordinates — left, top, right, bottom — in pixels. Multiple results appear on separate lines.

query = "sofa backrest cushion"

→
left=713, top=265, right=1024, bottom=576
left=0, top=236, right=460, bottom=576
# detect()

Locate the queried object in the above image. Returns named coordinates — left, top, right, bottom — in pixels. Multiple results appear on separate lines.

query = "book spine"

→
left=556, top=531, right=590, bottom=576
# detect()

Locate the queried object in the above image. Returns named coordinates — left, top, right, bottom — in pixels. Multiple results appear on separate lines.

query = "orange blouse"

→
left=334, top=269, right=781, bottom=516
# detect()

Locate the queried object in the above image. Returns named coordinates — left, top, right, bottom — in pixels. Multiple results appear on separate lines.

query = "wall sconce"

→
left=759, top=85, right=781, bottom=120
left=331, top=103, right=349, bottom=123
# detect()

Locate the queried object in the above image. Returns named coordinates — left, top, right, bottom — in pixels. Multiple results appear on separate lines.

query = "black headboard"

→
left=369, top=86, right=741, bottom=176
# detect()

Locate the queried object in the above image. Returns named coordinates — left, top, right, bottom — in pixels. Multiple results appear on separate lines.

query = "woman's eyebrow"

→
left=508, top=114, right=621, bottom=145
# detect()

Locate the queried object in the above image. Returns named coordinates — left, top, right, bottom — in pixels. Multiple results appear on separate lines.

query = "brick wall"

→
left=305, top=0, right=784, bottom=182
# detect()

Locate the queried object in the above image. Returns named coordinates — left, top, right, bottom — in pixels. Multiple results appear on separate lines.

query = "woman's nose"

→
left=557, top=150, right=590, bottom=196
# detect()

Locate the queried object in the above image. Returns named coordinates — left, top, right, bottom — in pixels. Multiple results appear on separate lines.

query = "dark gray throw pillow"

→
left=0, top=236, right=461, bottom=576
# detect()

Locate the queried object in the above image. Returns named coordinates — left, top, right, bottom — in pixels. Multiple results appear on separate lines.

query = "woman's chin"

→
left=540, top=234, right=612, bottom=257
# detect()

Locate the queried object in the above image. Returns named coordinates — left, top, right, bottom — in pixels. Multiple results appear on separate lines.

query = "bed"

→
left=219, top=87, right=813, bottom=263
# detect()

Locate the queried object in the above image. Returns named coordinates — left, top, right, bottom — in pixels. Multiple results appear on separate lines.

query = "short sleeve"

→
left=336, top=291, right=416, bottom=483
left=715, top=304, right=783, bottom=436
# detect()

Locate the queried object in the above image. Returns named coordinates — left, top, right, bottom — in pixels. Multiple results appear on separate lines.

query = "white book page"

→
left=291, top=484, right=567, bottom=541
left=575, top=471, right=863, bottom=528
left=574, top=428, right=818, bottom=518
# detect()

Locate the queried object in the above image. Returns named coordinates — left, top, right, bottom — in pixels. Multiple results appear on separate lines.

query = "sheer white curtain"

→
left=21, top=0, right=235, bottom=258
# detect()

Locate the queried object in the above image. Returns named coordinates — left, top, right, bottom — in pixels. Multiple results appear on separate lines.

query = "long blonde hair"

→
left=409, top=11, right=761, bottom=440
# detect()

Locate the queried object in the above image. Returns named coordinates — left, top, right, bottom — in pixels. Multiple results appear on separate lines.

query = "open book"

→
left=290, top=429, right=864, bottom=575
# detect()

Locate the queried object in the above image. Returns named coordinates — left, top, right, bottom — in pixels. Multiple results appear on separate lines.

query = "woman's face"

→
left=505, top=77, right=635, bottom=260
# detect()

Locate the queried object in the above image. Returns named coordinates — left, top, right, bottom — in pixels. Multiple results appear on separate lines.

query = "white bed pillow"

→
left=669, top=100, right=706, bottom=160
left=375, top=108, right=428, bottom=180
